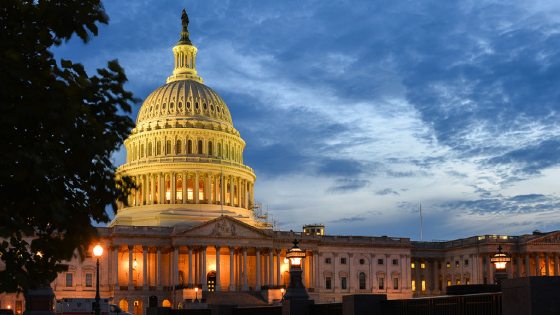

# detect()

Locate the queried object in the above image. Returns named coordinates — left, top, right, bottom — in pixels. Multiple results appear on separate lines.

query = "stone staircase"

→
left=201, top=291, right=269, bottom=306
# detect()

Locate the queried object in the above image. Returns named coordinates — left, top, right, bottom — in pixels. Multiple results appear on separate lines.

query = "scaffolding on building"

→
left=252, top=202, right=278, bottom=230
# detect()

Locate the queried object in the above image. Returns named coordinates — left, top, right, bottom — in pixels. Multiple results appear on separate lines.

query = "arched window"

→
left=208, top=141, right=213, bottom=156
left=147, top=143, right=152, bottom=157
left=198, top=140, right=203, bottom=154
left=217, top=143, right=221, bottom=157
left=187, top=179, right=194, bottom=201
left=166, top=140, right=171, bottom=154
left=165, top=179, right=171, bottom=203
left=199, top=179, right=205, bottom=201
left=157, top=141, right=162, bottom=155
left=162, top=300, right=170, bottom=308
left=119, top=300, right=129, bottom=312
left=176, top=179, right=182, bottom=202
left=176, top=140, right=182, bottom=154
left=359, top=272, right=366, bottom=290
left=132, top=145, right=136, bottom=161
left=234, top=184, right=238, bottom=206
left=188, top=140, right=193, bottom=154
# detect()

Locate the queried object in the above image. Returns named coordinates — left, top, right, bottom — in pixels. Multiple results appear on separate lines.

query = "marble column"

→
left=414, top=259, right=420, bottom=293
left=158, top=172, right=164, bottom=203
left=182, top=171, right=187, bottom=204
left=187, top=247, right=194, bottom=289
left=128, top=245, right=134, bottom=290
left=302, top=255, right=306, bottom=288
left=370, top=253, right=376, bottom=292
left=525, top=252, right=531, bottom=277
left=229, top=176, right=234, bottom=206
left=174, top=246, right=179, bottom=287
left=150, top=173, right=155, bottom=204
left=478, top=254, right=484, bottom=284
left=276, top=249, right=281, bottom=287
left=264, top=251, right=268, bottom=286
left=536, top=252, right=541, bottom=276
left=157, top=246, right=162, bottom=290
left=244, top=180, right=248, bottom=209
left=202, top=246, right=208, bottom=290
left=545, top=253, right=550, bottom=276
left=516, top=254, right=521, bottom=278
left=194, top=171, right=200, bottom=204
left=487, top=253, right=494, bottom=284
left=215, top=246, right=222, bottom=291
left=309, top=252, right=314, bottom=289
left=432, top=259, right=438, bottom=292
left=134, top=178, right=140, bottom=206
left=333, top=253, right=338, bottom=291
left=170, top=172, right=176, bottom=204
left=554, top=253, right=559, bottom=276
left=113, top=246, right=119, bottom=291
left=314, top=251, right=320, bottom=289
left=242, top=247, right=249, bottom=291
left=142, top=246, right=148, bottom=290
left=269, top=249, right=275, bottom=287
left=229, top=246, right=235, bottom=291
left=206, top=174, right=211, bottom=203
left=256, top=248, right=261, bottom=291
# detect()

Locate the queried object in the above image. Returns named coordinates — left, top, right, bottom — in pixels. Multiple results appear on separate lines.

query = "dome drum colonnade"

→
left=113, top=18, right=256, bottom=227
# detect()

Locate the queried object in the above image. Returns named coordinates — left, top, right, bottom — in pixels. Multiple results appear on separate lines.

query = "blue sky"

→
left=53, top=0, right=560, bottom=241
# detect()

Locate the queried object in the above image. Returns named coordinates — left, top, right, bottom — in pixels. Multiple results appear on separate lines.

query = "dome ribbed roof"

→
left=136, top=80, right=233, bottom=126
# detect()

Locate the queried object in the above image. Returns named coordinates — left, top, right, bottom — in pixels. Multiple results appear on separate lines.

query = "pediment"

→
left=527, top=231, right=560, bottom=244
left=172, top=216, right=272, bottom=239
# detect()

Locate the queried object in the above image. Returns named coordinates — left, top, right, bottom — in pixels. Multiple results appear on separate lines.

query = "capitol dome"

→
left=112, top=16, right=259, bottom=228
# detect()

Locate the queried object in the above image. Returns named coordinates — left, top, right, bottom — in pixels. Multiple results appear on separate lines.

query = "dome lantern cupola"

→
left=168, top=8, right=202, bottom=84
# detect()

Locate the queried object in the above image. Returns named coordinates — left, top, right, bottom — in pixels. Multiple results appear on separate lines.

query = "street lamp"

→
left=194, top=287, right=199, bottom=303
left=281, top=288, right=285, bottom=300
left=93, top=244, right=103, bottom=315
left=283, top=239, right=309, bottom=300
left=490, top=245, right=511, bottom=285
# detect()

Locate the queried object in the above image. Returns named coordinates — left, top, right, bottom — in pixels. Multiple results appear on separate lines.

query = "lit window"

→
left=446, top=262, right=451, bottom=268
left=393, top=278, right=399, bottom=290
left=455, top=261, right=459, bottom=267
left=66, top=273, right=73, bottom=287
left=447, top=280, right=451, bottom=286
left=421, top=263, right=425, bottom=269
left=411, top=263, right=415, bottom=269
left=412, top=280, right=416, bottom=291
left=85, top=273, right=93, bottom=287
left=422, top=280, right=426, bottom=291
left=466, top=278, right=470, bottom=285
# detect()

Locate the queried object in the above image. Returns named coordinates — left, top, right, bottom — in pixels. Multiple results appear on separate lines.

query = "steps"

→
left=201, top=291, right=269, bottom=306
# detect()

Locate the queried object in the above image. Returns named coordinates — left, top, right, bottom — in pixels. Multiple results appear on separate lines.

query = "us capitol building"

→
left=3, top=11, right=560, bottom=315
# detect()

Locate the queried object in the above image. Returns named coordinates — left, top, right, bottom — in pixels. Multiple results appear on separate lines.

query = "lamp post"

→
left=283, top=239, right=309, bottom=300
left=490, top=245, right=511, bottom=285
left=194, top=287, right=199, bottom=303
left=93, top=244, right=104, bottom=315
left=281, top=288, right=285, bottom=300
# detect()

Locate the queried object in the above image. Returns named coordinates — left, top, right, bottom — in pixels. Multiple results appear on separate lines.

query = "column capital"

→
left=255, top=247, right=261, bottom=251
left=229, top=246, right=235, bottom=251
left=128, top=245, right=134, bottom=250
left=333, top=252, right=339, bottom=257
left=110, top=245, right=119, bottom=251
left=349, top=253, right=355, bottom=258
left=201, top=245, right=207, bottom=250
left=242, top=246, right=248, bottom=252
left=370, top=253, right=375, bottom=258
left=156, top=245, right=163, bottom=251
left=314, top=250, right=319, bottom=255
left=187, top=245, right=194, bottom=250
left=142, top=245, right=149, bottom=251
left=215, top=245, right=221, bottom=251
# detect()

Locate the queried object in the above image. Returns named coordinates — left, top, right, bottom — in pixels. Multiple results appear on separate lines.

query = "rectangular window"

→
left=325, top=258, right=331, bottom=264
left=447, top=280, right=451, bottom=287
left=16, top=301, right=22, bottom=314
left=421, top=263, right=425, bottom=269
left=85, top=273, right=93, bottom=287
left=422, top=280, right=426, bottom=291
left=341, top=277, right=347, bottom=290
left=392, top=259, right=398, bottom=265
left=455, top=261, right=460, bottom=267
left=378, top=277, right=384, bottom=290
left=446, top=262, right=451, bottom=268
left=438, top=263, right=441, bottom=269
left=66, top=273, right=73, bottom=287
left=438, top=280, right=443, bottom=290
left=466, top=278, right=470, bottom=285
left=393, top=278, right=399, bottom=290
left=412, top=280, right=416, bottom=292
left=513, top=259, right=517, bottom=265
left=464, top=259, right=469, bottom=266
left=326, top=277, right=332, bottom=289
left=411, top=262, right=415, bottom=269
left=341, top=258, right=347, bottom=264
left=378, top=259, right=384, bottom=265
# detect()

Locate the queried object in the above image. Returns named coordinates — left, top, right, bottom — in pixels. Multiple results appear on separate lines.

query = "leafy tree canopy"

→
left=0, top=0, right=137, bottom=293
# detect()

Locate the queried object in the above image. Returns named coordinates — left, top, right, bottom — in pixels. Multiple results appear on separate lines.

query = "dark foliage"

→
left=0, top=0, right=137, bottom=293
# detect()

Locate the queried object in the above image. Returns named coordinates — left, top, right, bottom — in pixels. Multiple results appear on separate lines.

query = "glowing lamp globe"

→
left=195, top=287, right=199, bottom=292
left=93, top=244, right=103, bottom=257
left=490, top=245, right=510, bottom=271
left=286, top=239, right=306, bottom=268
